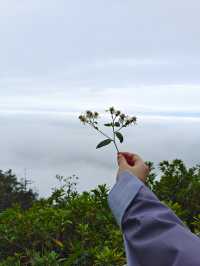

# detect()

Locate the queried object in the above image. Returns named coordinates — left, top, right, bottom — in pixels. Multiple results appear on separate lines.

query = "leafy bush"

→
left=0, top=169, right=37, bottom=211
left=146, top=159, right=200, bottom=231
left=193, top=215, right=200, bottom=237
left=0, top=159, right=199, bottom=265
left=0, top=251, right=60, bottom=266
left=0, top=176, right=125, bottom=265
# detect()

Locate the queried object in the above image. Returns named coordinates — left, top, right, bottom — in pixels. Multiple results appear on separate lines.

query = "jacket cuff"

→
left=108, top=171, right=143, bottom=228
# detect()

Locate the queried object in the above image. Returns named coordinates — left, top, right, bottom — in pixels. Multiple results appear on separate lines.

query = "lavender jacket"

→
left=108, top=171, right=200, bottom=266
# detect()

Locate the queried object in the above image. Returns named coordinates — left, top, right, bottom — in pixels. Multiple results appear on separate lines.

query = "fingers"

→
left=118, top=152, right=142, bottom=163
left=118, top=152, right=134, bottom=160
left=117, top=152, right=149, bottom=182
left=117, top=153, right=129, bottom=168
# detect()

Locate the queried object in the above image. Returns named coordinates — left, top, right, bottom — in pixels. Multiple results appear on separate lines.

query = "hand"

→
left=117, top=152, right=149, bottom=183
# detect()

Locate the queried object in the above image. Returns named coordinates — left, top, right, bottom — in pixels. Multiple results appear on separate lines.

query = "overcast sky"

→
left=0, top=0, right=200, bottom=197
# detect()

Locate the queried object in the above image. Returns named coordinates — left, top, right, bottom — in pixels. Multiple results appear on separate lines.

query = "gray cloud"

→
left=1, top=0, right=200, bottom=75
left=0, top=112, right=199, bottom=197
left=0, top=1, right=200, bottom=196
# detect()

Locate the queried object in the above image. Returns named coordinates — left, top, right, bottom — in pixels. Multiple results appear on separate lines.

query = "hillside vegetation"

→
left=0, top=159, right=199, bottom=265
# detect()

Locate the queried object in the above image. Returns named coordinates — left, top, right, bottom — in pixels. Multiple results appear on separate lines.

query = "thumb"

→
left=117, top=153, right=129, bottom=169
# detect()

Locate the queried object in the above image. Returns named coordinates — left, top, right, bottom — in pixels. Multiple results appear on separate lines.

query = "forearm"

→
left=108, top=171, right=200, bottom=266
left=108, top=171, right=143, bottom=228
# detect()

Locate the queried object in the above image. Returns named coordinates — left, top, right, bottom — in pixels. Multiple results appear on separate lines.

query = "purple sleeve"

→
left=108, top=171, right=200, bottom=266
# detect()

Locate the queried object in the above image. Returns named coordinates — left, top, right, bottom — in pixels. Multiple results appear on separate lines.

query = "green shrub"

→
left=0, top=177, right=125, bottom=265
left=0, top=159, right=199, bottom=265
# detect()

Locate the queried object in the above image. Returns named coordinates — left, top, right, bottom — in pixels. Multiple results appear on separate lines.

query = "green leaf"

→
left=115, top=132, right=123, bottom=143
left=96, top=139, right=112, bottom=149
left=104, top=123, right=112, bottom=127
left=114, top=122, right=120, bottom=127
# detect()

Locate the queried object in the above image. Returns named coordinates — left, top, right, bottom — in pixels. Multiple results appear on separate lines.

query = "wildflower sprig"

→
left=78, top=107, right=137, bottom=152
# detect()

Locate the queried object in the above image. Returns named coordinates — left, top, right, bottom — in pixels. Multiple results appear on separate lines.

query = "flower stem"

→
left=113, top=140, right=119, bottom=152
left=89, top=122, right=112, bottom=140
left=111, top=114, right=119, bottom=153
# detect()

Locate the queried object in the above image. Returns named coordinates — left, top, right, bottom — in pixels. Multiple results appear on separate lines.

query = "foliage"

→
left=0, top=251, right=60, bottom=266
left=0, top=175, right=125, bottom=265
left=0, top=159, right=199, bottom=264
left=145, top=159, right=200, bottom=231
left=193, top=215, right=200, bottom=237
left=0, top=169, right=37, bottom=212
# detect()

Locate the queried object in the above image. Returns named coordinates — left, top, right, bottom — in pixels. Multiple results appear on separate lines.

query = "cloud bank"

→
left=0, top=0, right=200, bottom=196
